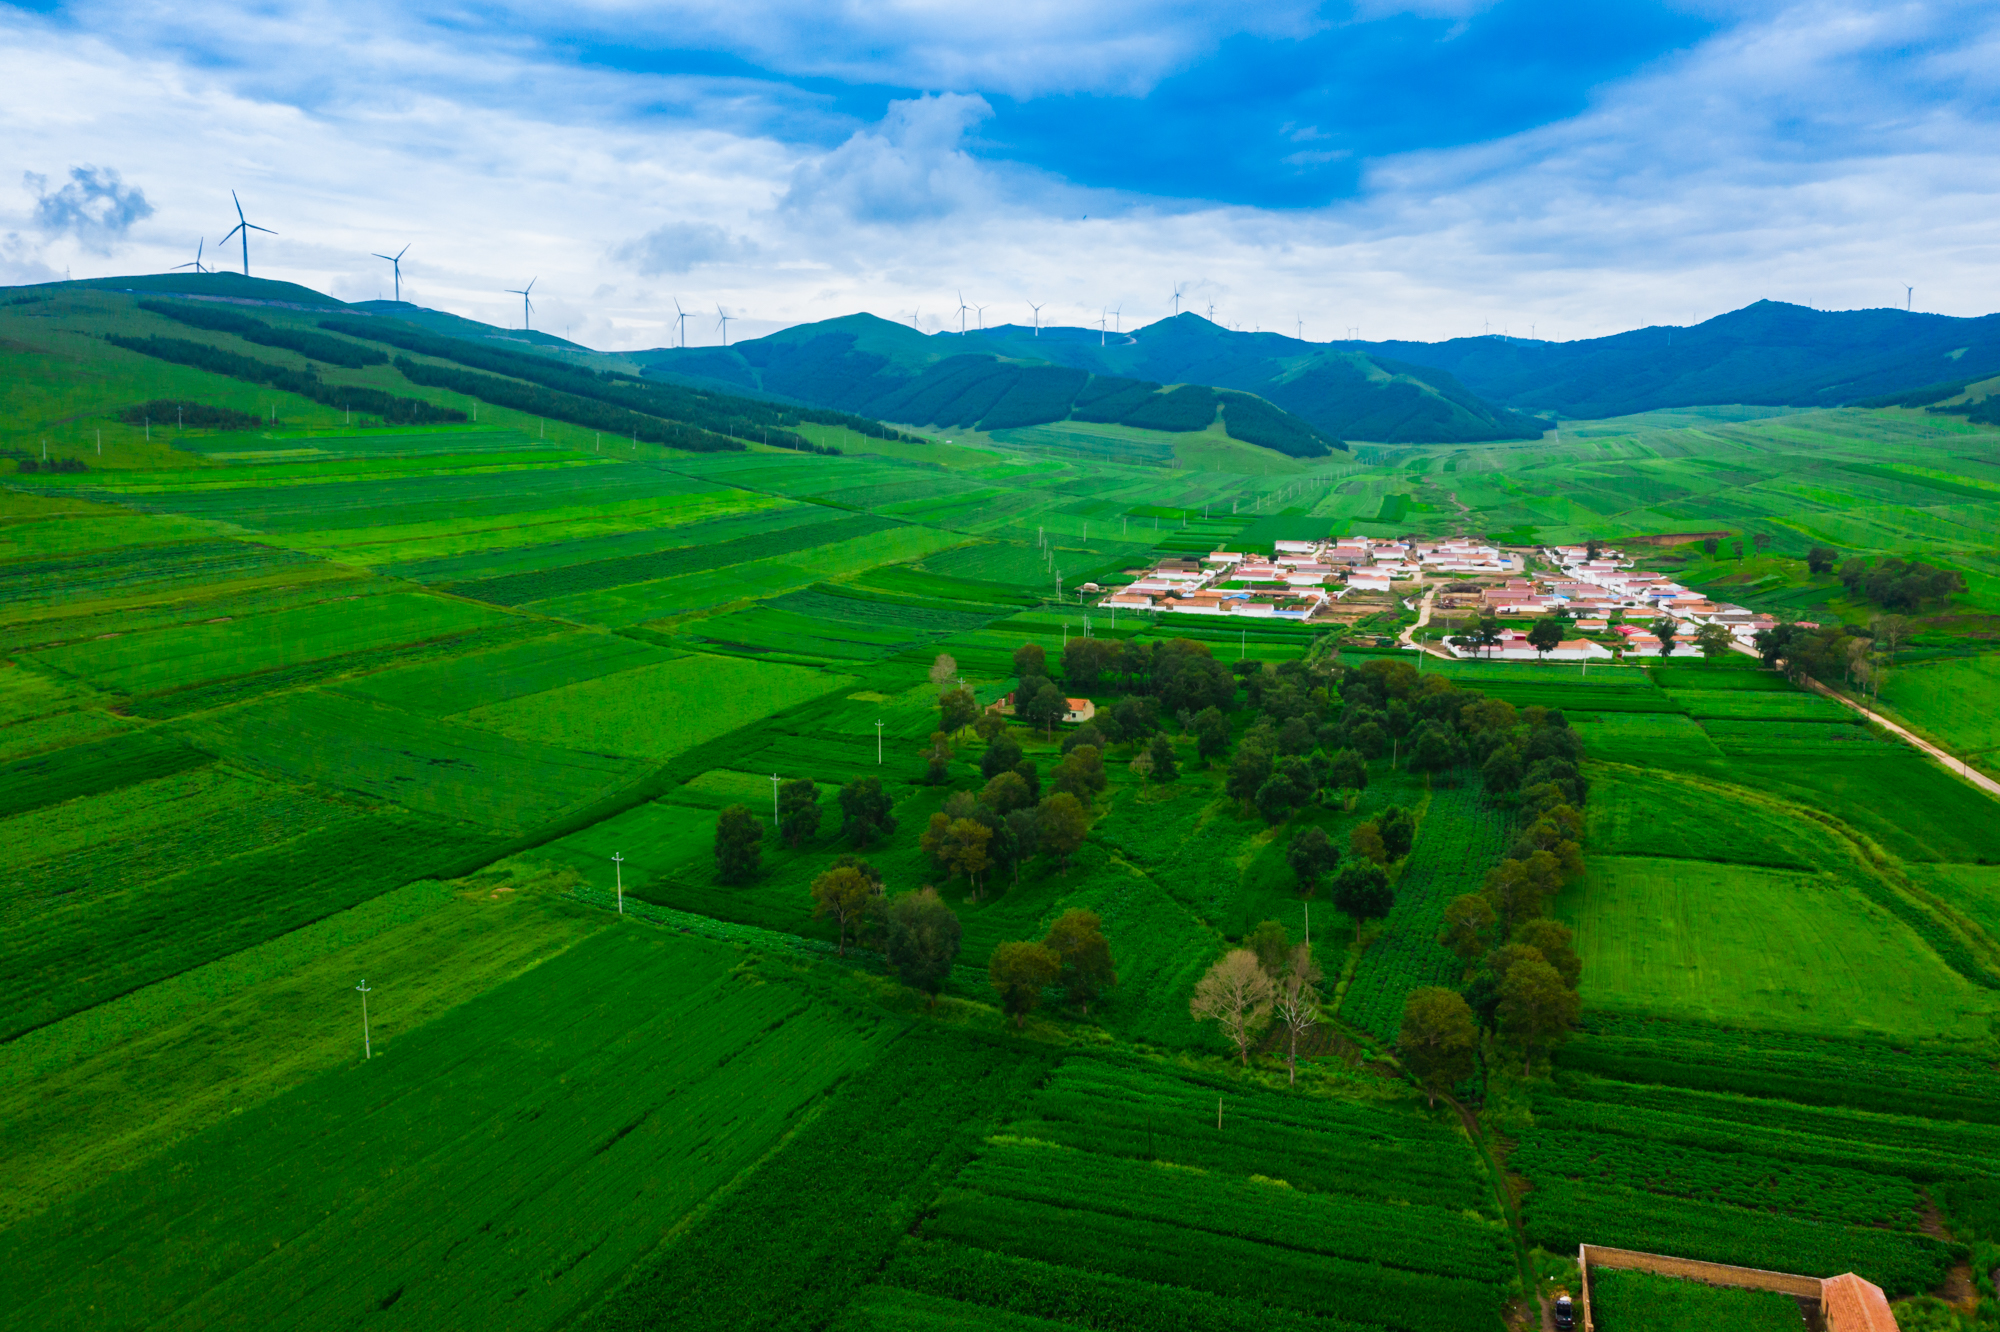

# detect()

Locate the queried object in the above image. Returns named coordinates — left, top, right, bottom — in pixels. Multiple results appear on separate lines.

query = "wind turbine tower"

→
left=171, top=239, right=210, bottom=274
left=1028, top=301, right=1044, bottom=335
left=956, top=290, right=970, bottom=335
left=1172, top=283, right=1185, bottom=316
left=372, top=244, right=410, bottom=303
left=506, top=278, right=537, bottom=330
left=716, top=305, right=734, bottom=346
left=974, top=302, right=987, bottom=330
left=1905, top=285, right=1913, bottom=311
left=1097, top=309, right=1107, bottom=346
left=1112, top=305, right=1123, bottom=335
left=673, top=297, right=691, bottom=348
left=220, top=191, right=275, bottom=277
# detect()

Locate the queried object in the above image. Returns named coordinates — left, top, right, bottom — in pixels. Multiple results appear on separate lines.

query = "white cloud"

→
left=781, top=93, right=995, bottom=222
left=613, top=221, right=758, bottom=274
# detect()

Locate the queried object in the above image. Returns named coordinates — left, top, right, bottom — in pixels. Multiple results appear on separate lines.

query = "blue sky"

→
left=2, top=0, right=1997, bottom=346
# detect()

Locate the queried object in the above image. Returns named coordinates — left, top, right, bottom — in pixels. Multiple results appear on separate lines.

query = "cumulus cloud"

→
left=614, top=221, right=758, bottom=274
left=24, top=165, right=155, bottom=251
left=781, top=93, right=995, bottom=222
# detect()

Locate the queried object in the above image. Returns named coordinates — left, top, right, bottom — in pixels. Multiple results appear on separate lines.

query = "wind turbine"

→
left=1097, top=309, right=1107, bottom=346
left=716, top=304, right=734, bottom=346
left=1296, top=316, right=1303, bottom=340
left=672, top=297, right=690, bottom=348
left=506, top=278, right=536, bottom=330
left=1172, top=283, right=1185, bottom=316
left=220, top=191, right=275, bottom=277
left=1905, top=285, right=1913, bottom=311
left=372, top=244, right=409, bottom=303
left=1028, top=301, right=1043, bottom=335
left=1206, top=301, right=1215, bottom=322
left=1112, top=305, right=1123, bottom=335
left=171, top=238, right=210, bottom=274
left=910, top=307, right=921, bottom=330
left=956, top=290, right=970, bottom=335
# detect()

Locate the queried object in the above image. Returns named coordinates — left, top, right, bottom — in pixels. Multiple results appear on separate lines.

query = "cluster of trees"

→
left=713, top=777, right=896, bottom=886
left=15, top=457, right=87, bottom=473
left=1189, top=921, right=1323, bottom=1084
left=139, top=299, right=389, bottom=369
left=1753, top=614, right=1916, bottom=695
left=105, top=334, right=464, bottom=425
left=987, top=909, right=1116, bottom=1028
left=1395, top=745, right=1591, bottom=1096
left=118, top=399, right=263, bottom=431
left=393, top=357, right=748, bottom=453
left=1837, top=556, right=1966, bottom=612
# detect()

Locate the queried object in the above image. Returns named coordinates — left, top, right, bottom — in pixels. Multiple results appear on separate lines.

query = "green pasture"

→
left=1878, top=653, right=2000, bottom=758
left=1584, top=1268, right=1805, bottom=1331
left=1561, top=855, right=1997, bottom=1039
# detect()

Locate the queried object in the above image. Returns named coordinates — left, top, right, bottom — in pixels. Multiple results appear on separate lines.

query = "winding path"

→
left=1801, top=674, right=2000, bottom=800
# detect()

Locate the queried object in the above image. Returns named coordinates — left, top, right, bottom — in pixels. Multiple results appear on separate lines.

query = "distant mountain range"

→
left=633, top=313, right=1549, bottom=447
left=25, top=273, right=2000, bottom=443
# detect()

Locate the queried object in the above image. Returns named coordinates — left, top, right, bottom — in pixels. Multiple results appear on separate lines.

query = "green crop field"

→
left=5, top=283, right=2000, bottom=1330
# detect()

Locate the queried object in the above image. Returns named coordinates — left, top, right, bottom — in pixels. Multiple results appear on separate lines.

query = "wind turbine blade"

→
left=247, top=223, right=276, bottom=235
left=221, top=223, right=245, bottom=242
left=396, top=244, right=409, bottom=260
left=525, top=278, right=536, bottom=294
left=232, top=190, right=245, bottom=221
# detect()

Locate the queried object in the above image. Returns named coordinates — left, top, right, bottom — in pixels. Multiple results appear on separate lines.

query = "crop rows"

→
left=1668, top=689, right=1853, bottom=721
left=0, top=729, right=213, bottom=819
left=1565, top=1016, right=2000, bottom=1121
left=1534, top=1083, right=2000, bottom=1182
left=0, top=810, right=506, bottom=1039
left=924, top=1190, right=1499, bottom=1332
left=958, top=1139, right=1513, bottom=1282
left=875, top=1240, right=1378, bottom=1332
left=589, top=1026, right=1050, bottom=1332
left=1511, top=1125, right=1922, bottom=1229
left=442, top=512, right=898, bottom=606
left=1342, top=784, right=1512, bottom=1041
left=0, top=538, right=320, bottom=610
left=1521, top=1177, right=1957, bottom=1295
left=0, top=931, right=888, bottom=1332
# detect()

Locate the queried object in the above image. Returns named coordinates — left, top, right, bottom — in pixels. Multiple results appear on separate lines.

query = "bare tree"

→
left=1871, top=614, right=1911, bottom=665
left=929, top=652, right=959, bottom=690
left=1189, top=949, right=1274, bottom=1066
left=1270, top=943, right=1323, bottom=1086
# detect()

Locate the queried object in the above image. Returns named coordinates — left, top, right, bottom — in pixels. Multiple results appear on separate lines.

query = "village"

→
left=1095, top=535, right=1781, bottom=661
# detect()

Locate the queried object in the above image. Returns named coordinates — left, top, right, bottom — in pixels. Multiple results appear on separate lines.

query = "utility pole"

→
left=356, top=980, right=373, bottom=1059
left=612, top=852, right=624, bottom=914
left=770, top=773, right=781, bottom=827
left=875, top=720, right=884, bottom=764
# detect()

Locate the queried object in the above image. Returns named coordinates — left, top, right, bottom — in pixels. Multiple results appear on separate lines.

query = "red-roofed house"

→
left=1821, top=1273, right=1898, bottom=1332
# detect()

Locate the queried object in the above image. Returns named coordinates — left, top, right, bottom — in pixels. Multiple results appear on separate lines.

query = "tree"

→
left=1650, top=616, right=1679, bottom=659
left=1871, top=613, right=1912, bottom=664
left=714, top=804, right=763, bottom=884
left=922, top=730, right=952, bottom=784
left=777, top=778, right=821, bottom=848
left=1438, top=893, right=1497, bottom=966
left=838, top=777, right=896, bottom=848
left=1498, top=956, right=1580, bottom=1074
left=1326, top=748, right=1368, bottom=807
left=1189, top=949, right=1274, bottom=1066
left=1111, top=696, right=1158, bottom=744
left=980, top=732, right=1024, bottom=782
left=1193, top=706, right=1232, bottom=764
left=980, top=769, right=1033, bottom=814
left=1286, top=825, right=1339, bottom=895
left=1063, top=637, right=1115, bottom=692
left=1225, top=743, right=1273, bottom=807
left=1127, top=749, right=1154, bottom=780
left=1270, top=943, right=1323, bottom=1086
left=945, top=817, right=994, bottom=898
left=1019, top=681, right=1070, bottom=740
left=1004, top=806, right=1039, bottom=883
left=1245, top=919, right=1291, bottom=978
left=1043, top=908, right=1115, bottom=1014
left=810, top=863, right=881, bottom=955
left=1527, top=617, right=1564, bottom=659
left=939, top=686, right=979, bottom=738
left=973, top=710, right=1007, bottom=743
left=1482, top=857, right=1549, bottom=933
left=1693, top=622, right=1733, bottom=660
left=1145, top=733, right=1179, bottom=783
left=1037, top=792, right=1089, bottom=871
left=1013, top=642, right=1048, bottom=682
left=1481, top=746, right=1523, bottom=796
left=989, top=941, right=1061, bottom=1028
left=1472, top=616, right=1504, bottom=658
left=1379, top=806, right=1417, bottom=861
left=885, top=887, right=960, bottom=1004
left=1350, top=820, right=1388, bottom=865
left=1332, top=860, right=1392, bottom=942
left=1398, top=987, right=1478, bottom=1107
left=1052, top=744, right=1108, bottom=804
left=1254, top=766, right=1309, bottom=825
left=1061, top=723, right=1107, bottom=756
left=1806, top=545, right=1838, bottom=574
left=1513, top=918, right=1583, bottom=990
left=929, top=653, right=959, bottom=689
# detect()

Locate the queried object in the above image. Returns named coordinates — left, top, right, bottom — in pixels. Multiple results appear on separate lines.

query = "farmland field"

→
left=5, top=283, right=2000, bottom=1330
